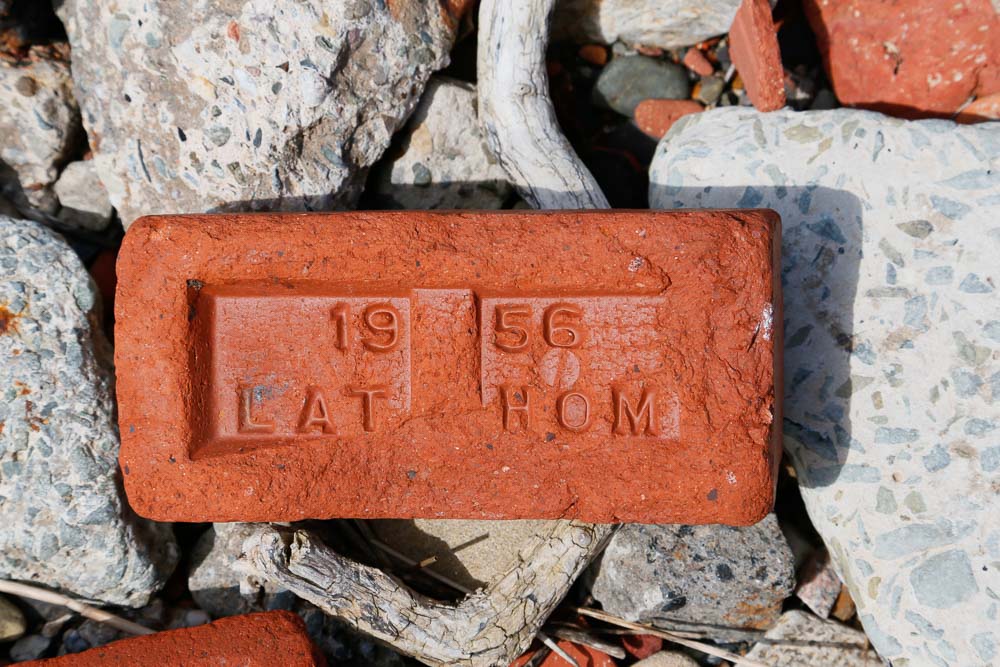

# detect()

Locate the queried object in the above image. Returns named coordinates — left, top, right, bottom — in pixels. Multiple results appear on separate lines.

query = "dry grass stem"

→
left=0, top=579, right=154, bottom=636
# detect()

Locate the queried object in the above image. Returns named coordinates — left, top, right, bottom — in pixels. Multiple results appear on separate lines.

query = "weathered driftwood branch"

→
left=241, top=5, right=617, bottom=666
left=477, top=0, right=610, bottom=209
left=240, top=522, right=613, bottom=667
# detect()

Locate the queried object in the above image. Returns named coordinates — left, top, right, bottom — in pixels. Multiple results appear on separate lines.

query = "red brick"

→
left=956, top=92, right=1000, bottom=123
left=682, top=48, right=714, bottom=77
left=804, top=0, right=999, bottom=118
left=579, top=44, right=608, bottom=66
left=729, top=0, right=786, bottom=111
left=21, top=611, right=323, bottom=666
left=623, top=634, right=664, bottom=659
left=116, top=211, right=781, bottom=524
left=634, top=99, right=704, bottom=139
left=510, top=640, right=617, bottom=667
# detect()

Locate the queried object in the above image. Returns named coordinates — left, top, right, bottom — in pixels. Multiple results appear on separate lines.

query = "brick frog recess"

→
left=115, top=210, right=782, bottom=524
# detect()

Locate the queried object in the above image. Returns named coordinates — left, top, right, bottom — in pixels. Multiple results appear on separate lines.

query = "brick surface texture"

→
left=20, top=611, right=323, bottom=666
left=116, top=210, right=782, bottom=524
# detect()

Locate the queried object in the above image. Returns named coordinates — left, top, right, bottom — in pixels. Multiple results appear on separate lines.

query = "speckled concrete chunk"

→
left=553, top=0, right=741, bottom=50
left=0, top=46, right=79, bottom=213
left=586, top=515, right=795, bottom=635
left=0, top=216, right=177, bottom=606
left=651, top=107, right=1000, bottom=666
left=368, top=77, right=512, bottom=210
left=736, top=610, right=880, bottom=666
left=57, top=0, right=465, bottom=226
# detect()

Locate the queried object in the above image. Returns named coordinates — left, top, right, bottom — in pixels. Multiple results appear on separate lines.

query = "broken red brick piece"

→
left=956, top=92, right=1000, bottom=123
left=682, top=47, right=714, bottom=76
left=634, top=99, right=704, bottom=139
left=729, top=0, right=786, bottom=111
left=623, top=633, right=664, bottom=659
left=116, top=211, right=781, bottom=524
left=578, top=44, right=609, bottom=66
left=510, top=640, right=618, bottom=667
left=804, top=0, right=999, bottom=118
left=20, top=611, right=324, bottom=666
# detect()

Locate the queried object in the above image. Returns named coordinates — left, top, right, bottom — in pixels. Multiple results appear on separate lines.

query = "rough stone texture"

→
left=57, top=0, right=465, bottom=227
left=10, top=634, right=50, bottom=662
left=368, top=77, right=511, bottom=210
left=795, top=548, right=842, bottom=618
left=587, top=515, right=795, bottom=634
left=369, top=519, right=558, bottom=591
left=736, top=610, right=879, bottom=666
left=20, top=611, right=324, bottom=666
left=593, top=56, right=691, bottom=116
left=634, top=652, right=699, bottom=667
left=804, top=0, right=999, bottom=119
left=58, top=601, right=209, bottom=656
left=650, top=107, right=1000, bottom=666
left=0, top=216, right=177, bottom=607
left=553, top=0, right=742, bottom=50
left=0, top=45, right=79, bottom=213
left=189, top=523, right=294, bottom=617
left=53, top=160, right=113, bottom=231
left=0, top=594, right=26, bottom=642
left=729, top=0, right=786, bottom=112
left=116, top=211, right=780, bottom=524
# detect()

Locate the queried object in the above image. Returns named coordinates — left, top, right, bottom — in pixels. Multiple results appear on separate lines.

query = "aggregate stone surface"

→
left=651, top=107, right=1000, bottom=666
left=57, top=0, right=464, bottom=226
left=0, top=216, right=177, bottom=607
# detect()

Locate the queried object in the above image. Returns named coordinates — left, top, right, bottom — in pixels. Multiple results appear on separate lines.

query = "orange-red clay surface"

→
left=116, top=210, right=782, bottom=524
left=20, top=611, right=324, bottom=666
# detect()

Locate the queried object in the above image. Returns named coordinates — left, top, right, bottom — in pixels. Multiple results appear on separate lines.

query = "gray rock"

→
left=369, top=519, right=559, bottom=592
left=189, top=523, right=295, bottom=617
left=587, top=515, right=795, bottom=635
left=736, top=610, right=879, bottom=666
left=53, top=161, right=113, bottom=231
left=795, top=549, right=843, bottom=619
left=553, top=0, right=741, bottom=50
left=57, top=0, right=462, bottom=226
left=368, top=77, right=512, bottom=210
left=634, top=652, right=699, bottom=667
left=0, top=44, right=80, bottom=213
left=650, top=107, right=1000, bottom=666
left=10, top=634, right=50, bottom=662
left=189, top=523, right=404, bottom=665
left=695, top=75, right=725, bottom=106
left=0, top=594, right=26, bottom=642
left=593, top=56, right=691, bottom=117
left=0, top=216, right=177, bottom=607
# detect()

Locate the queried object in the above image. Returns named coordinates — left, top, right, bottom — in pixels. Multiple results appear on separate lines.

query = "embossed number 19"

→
left=494, top=303, right=585, bottom=352
left=331, top=302, right=401, bottom=353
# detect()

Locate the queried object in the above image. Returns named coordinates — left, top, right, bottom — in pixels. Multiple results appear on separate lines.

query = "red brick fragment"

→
left=116, top=211, right=782, bottom=524
left=21, top=611, right=324, bottom=666
left=634, top=99, right=704, bottom=139
left=956, top=92, right=1000, bottom=123
left=623, top=633, right=664, bottom=659
left=579, top=44, right=608, bottom=66
left=729, top=0, right=786, bottom=111
left=683, top=48, right=714, bottom=76
left=510, top=640, right=618, bottom=667
left=804, top=0, right=999, bottom=118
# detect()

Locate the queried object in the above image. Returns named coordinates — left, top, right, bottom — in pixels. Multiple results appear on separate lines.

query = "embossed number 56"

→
left=494, top=303, right=585, bottom=352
